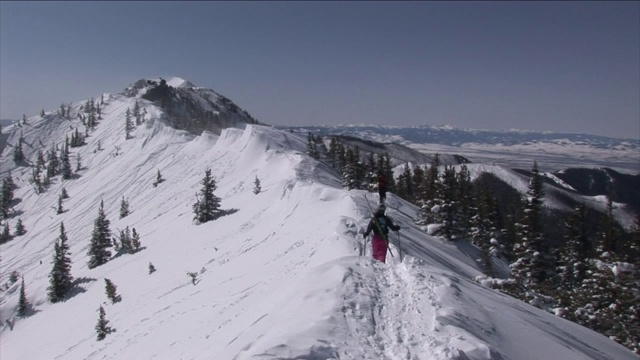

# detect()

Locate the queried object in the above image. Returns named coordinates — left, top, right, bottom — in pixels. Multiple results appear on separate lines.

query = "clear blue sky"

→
left=1, top=1, right=638, bottom=139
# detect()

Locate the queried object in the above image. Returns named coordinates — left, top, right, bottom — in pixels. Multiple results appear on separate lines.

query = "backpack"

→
left=376, top=215, right=388, bottom=235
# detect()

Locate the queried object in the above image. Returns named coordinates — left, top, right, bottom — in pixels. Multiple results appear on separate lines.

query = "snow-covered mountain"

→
left=123, top=77, right=262, bottom=135
left=280, top=124, right=640, bottom=174
left=0, top=80, right=638, bottom=359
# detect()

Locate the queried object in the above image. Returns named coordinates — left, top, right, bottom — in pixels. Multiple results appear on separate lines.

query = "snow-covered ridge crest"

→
left=0, top=82, right=637, bottom=359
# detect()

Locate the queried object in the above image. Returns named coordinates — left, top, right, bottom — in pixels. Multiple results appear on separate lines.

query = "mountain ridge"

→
left=0, top=78, right=638, bottom=359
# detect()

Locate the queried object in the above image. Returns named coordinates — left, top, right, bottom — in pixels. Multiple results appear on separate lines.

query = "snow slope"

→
left=1, top=94, right=637, bottom=360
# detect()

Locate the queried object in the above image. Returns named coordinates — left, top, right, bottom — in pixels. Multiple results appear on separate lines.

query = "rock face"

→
left=124, top=78, right=262, bottom=135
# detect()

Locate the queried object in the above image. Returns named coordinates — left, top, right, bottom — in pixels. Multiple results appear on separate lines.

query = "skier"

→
left=377, top=171, right=387, bottom=204
left=363, top=204, right=401, bottom=263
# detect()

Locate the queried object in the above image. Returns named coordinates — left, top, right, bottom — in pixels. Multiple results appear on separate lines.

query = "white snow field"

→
left=1, top=91, right=637, bottom=360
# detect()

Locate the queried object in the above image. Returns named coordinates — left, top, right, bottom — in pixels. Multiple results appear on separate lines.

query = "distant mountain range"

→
left=278, top=124, right=640, bottom=174
left=0, top=119, right=16, bottom=127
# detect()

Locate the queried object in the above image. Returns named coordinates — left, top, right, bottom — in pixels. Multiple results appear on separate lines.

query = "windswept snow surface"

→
left=1, top=96, right=636, bottom=360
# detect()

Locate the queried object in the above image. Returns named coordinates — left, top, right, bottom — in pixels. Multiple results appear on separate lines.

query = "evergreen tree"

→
left=104, top=278, right=120, bottom=304
left=13, top=134, right=25, bottom=164
left=558, top=204, right=590, bottom=300
left=30, top=164, right=44, bottom=194
left=470, top=185, right=499, bottom=276
left=131, top=227, right=141, bottom=252
left=253, top=176, right=262, bottom=194
left=1, top=176, right=16, bottom=219
left=192, top=169, right=222, bottom=224
left=328, top=137, right=339, bottom=168
left=148, top=262, right=156, bottom=274
left=35, top=150, right=46, bottom=170
left=424, top=155, right=441, bottom=203
left=133, top=101, right=142, bottom=126
left=61, top=187, right=69, bottom=199
left=17, top=277, right=29, bottom=318
left=342, top=146, right=359, bottom=190
left=56, top=194, right=65, bottom=214
left=60, top=138, right=72, bottom=179
left=396, top=163, right=414, bottom=202
left=511, top=161, right=548, bottom=288
left=46, top=145, right=59, bottom=179
left=76, top=153, right=83, bottom=172
left=119, top=196, right=130, bottom=219
left=383, top=154, right=396, bottom=193
left=412, top=165, right=426, bottom=205
left=152, top=169, right=165, bottom=187
left=456, top=165, right=473, bottom=235
left=87, top=200, right=112, bottom=269
left=95, top=305, right=111, bottom=341
left=116, top=226, right=132, bottom=254
left=14, top=218, right=26, bottom=236
left=1, top=222, right=12, bottom=243
left=48, top=222, right=73, bottom=303
left=598, top=196, right=620, bottom=254
left=125, top=108, right=133, bottom=140
left=306, top=132, right=320, bottom=159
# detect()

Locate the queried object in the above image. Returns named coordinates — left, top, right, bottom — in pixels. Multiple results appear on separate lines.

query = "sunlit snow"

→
left=1, top=93, right=636, bottom=359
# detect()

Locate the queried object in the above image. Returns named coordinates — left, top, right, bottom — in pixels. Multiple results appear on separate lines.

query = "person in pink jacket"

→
left=363, top=204, right=401, bottom=263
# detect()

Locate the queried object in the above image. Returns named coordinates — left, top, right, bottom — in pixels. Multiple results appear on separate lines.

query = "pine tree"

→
left=61, top=187, right=69, bottom=199
left=133, top=101, right=142, bottom=126
left=253, top=176, right=262, bottom=194
left=328, top=137, right=339, bottom=168
left=152, top=169, right=165, bottom=187
left=104, top=278, right=120, bottom=304
left=1, top=222, right=12, bottom=243
left=14, top=218, right=26, bottom=236
left=119, top=196, right=130, bottom=219
left=76, top=153, right=83, bottom=172
left=56, top=194, right=65, bottom=214
left=48, top=222, right=73, bottom=303
left=342, top=147, right=358, bottom=190
left=193, top=169, right=222, bottom=224
left=131, top=228, right=141, bottom=252
left=13, top=134, right=25, bottom=164
left=17, top=277, right=29, bottom=318
left=46, top=145, right=58, bottom=179
left=116, top=226, right=132, bottom=254
left=511, top=161, right=548, bottom=289
left=396, top=163, right=413, bottom=202
left=306, top=132, right=320, bottom=159
left=470, top=185, right=499, bottom=276
left=35, top=150, right=46, bottom=170
left=1, top=176, right=16, bottom=219
left=30, top=164, right=44, bottom=194
left=456, top=165, right=473, bottom=235
left=598, top=196, right=620, bottom=254
left=60, top=138, right=72, bottom=179
left=125, top=108, right=133, bottom=140
left=148, top=262, right=156, bottom=274
left=558, top=204, right=590, bottom=299
left=87, top=200, right=112, bottom=269
left=95, top=305, right=111, bottom=341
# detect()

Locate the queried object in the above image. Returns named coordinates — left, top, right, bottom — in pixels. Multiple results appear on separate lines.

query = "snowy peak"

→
left=121, top=77, right=261, bottom=135
left=165, top=76, right=195, bottom=88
